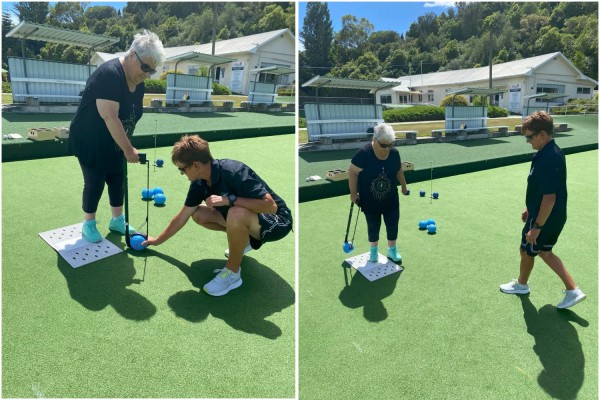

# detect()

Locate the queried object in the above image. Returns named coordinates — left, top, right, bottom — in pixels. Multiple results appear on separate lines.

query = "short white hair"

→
left=130, top=30, right=166, bottom=67
left=373, top=123, right=395, bottom=143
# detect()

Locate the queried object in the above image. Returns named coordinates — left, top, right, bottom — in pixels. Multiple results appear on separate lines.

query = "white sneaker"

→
left=557, top=287, right=586, bottom=309
left=500, top=279, right=530, bottom=294
left=224, top=244, right=253, bottom=258
left=203, top=267, right=242, bottom=296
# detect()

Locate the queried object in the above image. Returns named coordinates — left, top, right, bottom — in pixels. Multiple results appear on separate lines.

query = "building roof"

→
left=164, top=28, right=293, bottom=58
left=382, top=52, right=597, bottom=89
left=5, top=21, right=118, bottom=50
left=93, top=29, right=294, bottom=65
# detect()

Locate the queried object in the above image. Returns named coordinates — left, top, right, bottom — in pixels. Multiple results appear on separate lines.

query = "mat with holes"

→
left=38, top=223, right=123, bottom=268
left=344, top=252, right=403, bottom=282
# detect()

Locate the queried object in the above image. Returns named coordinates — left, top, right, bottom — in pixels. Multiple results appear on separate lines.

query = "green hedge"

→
left=212, top=82, right=232, bottom=95
left=144, top=79, right=166, bottom=94
left=2, top=82, right=12, bottom=93
left=383, top=105, right=445, bottom=123
left=487, top=105, right=509, bottom=118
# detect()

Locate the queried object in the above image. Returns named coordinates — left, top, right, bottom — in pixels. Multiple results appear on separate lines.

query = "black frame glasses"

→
left=376, top=138, right=393, bottom=149
left=133, top=51, right=156, bottom=74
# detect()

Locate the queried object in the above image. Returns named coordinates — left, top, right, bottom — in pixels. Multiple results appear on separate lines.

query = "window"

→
left=577, top=87, right=591, bottom=94
left=536, top=84, right=565, bottom=102
left=380, top=95, right=392, bottom=104
left=398, top=94, right=408, bottom=104
left=427, top=90, right=434, bottom=102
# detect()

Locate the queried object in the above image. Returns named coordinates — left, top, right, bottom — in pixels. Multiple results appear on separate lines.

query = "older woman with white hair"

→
left=348, top=123, right=408, bottom=263
left=69, top=30, right=166, bottom=243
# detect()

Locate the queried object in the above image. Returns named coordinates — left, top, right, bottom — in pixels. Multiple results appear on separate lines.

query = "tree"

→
left=333, top=15, right=373, bottom=65
left=300, top=2, right=334, bottom=81
left=47, top=2, right=84, bottom=29
left=11, top=1, right=49, bottom=23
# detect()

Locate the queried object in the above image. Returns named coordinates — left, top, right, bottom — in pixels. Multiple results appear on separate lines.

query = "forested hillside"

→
left=300, top=2, right=598, bottom=91
left=2, top=2, right=294, bottom=68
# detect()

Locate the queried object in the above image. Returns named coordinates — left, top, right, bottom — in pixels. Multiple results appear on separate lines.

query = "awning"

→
left=302, top=75, right=395, bottom=91
left=446, top=87, right=507, bottom=96
left=5, top=21, right=119, bottom=50
left=392, top=84, right=421, bottom=94
left=166, top=51, right=236, bottom=66
left=523, top=93, right=569, bottom=101
left=252, top=66, right=295, bottom=76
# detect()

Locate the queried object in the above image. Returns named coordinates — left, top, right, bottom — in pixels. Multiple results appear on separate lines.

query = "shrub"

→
left=2, top=72, right=8, bottom=82
left=440, top=94, right=468, bottom=107
left=383, top=105, right=445, bottom=123
left=487, top=105, right=508, bottom=118
left=159, top=70, right=185, bottom=80
left=299, top=117, right=306, bottom=128
left=144, top=79, right=166, bottom=94
left=277, top=85, right=294, bottom=96
left=2, top=81, right=12, bottom=93
left=212, top=82, right=231, bottom=95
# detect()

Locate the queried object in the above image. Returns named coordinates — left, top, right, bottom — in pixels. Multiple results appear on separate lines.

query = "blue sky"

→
left=299, top=1, right=456, bottom=41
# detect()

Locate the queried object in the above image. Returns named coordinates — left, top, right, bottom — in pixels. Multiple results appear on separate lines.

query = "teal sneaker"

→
left=387, top=247, right=403, bottom=263
left=108, top=214, right=136, bottom=235
left=82, top=220, right=102, bottom=243
left=369, top=246, right=378, bottom=262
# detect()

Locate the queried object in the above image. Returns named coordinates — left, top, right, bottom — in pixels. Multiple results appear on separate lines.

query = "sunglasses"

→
left=177, top=164, right=191, bottom=174
left=525, top=132, right=541, bottom=142
left=133, top=51, right=157, bottom=75
left=376, top=138, right=393, bottom=149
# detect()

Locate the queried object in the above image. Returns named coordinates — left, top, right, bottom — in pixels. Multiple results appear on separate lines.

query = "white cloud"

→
left=424, top=1, right=460, bottom=8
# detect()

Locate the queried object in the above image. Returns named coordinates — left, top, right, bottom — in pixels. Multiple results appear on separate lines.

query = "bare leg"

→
left=538, top=251, right=576, bottom=290
left=84, top=212, right=96, bottom=221
left=387, top=240, right=396, bottom=248
left=111, top=206, right=123, bottom=218
left=224, top=206, right=261, bottom=273
left=518, top=248, right=535, bottom=285
left=192, top=205, right=227, bottom=232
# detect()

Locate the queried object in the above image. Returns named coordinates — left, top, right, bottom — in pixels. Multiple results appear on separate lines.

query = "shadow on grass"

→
left=519, top=295, right=588, bottom=400
left=447, top=138, right=510, bottom=147
left=150, top=251, right=294, bottom=340
left=299, top=149, right=358, bottom=163
left=338, top=263, right=401, bottom=322
left=56, top=233, right=156, bottom=321
left=2, top=113, right=73, bottom=123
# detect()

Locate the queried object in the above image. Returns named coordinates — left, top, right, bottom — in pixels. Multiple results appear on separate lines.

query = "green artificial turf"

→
left=299, top=150, right=597, bottom=399
left=2, top=135, right=296, bottom=398
left=2, top=111, right=295, bottom=139
left=299, top=114, right=598, bottom=187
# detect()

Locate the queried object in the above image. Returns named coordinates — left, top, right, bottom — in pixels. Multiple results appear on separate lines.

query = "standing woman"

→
left=69, top=30, right=165, bottom=243
left=348, top=124, right=408, bottom=263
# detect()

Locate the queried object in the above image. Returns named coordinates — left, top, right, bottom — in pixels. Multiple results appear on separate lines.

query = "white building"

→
left=379, top=52, right=597, bottom=114
left=90, top=29, right=295, bottom=95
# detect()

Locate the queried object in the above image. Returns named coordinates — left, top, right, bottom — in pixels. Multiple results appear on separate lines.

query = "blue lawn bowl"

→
left=419, top=190, right=426, bottom=197
left=152, top=187, right=164, bottom=196
left=130, top=234, right=147, bottom=251
left=343, top=241, right=354, bottom=254
left=418, top=220, right=428, bottom=230
left=141, top=187, right=153, bottom=200
left=154, top=193, right=166, bottom=206
left=156, top=158, right=164, bottom=167
left=427, top=218, right=435, bottom=226
left=404, top=189, right=411, bottom=196
left=427, top=224, right=437, bottom=234
left=433, top=192, right=439, bottom=199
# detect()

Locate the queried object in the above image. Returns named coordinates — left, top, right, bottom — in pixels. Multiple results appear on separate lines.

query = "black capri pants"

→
left=79, top=160, right=125, bottom=214
left=364, top=207, right=400, bottom=243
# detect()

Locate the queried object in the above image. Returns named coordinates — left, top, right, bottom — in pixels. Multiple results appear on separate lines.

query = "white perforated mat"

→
left=39, top=223, right=123, bottom=268
left=344, top=252, right=403, bottom=282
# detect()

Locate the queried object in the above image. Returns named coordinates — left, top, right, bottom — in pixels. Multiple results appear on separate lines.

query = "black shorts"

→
left=250, top=207, right=293, bottom=250
left=520, top=216, right=565, bottom=257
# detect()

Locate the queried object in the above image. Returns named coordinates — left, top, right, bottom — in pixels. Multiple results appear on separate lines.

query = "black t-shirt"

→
left=351, top=143, right=401, bottom=214
left=185, top=159, right=289, bottom=218
left=526, top=139, right=567, bottom=222
left=69, top=58, right=144, bottom=172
